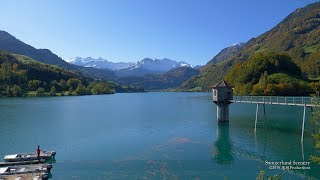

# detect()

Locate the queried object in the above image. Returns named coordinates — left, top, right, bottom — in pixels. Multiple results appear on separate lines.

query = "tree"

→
left=49, top=86, right=56, bottom=96
left=51, top=80, right=60, bottom=91
left=67, top=78, right=81, bottom=90
left=28, top=80, right=42, bottom=91
left=68, top=86, right=74, bottom=94
left=5, top=86, right=12, bottom=96
left=74, top=83, right=89, bottom=95
left=91, top=82, right=113, bottom=95
left=12, top=63, right=19, bottom=72
left=12, top=85, right=22, bottom=97
left=59, top=79, right=69, bottom=91
left=0, top=62, right=12, bottom=82
left=35, top=87, right=45, bottom=96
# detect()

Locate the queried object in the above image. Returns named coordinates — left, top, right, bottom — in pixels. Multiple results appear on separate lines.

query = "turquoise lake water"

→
left=0, top=92, right=319, bottom=179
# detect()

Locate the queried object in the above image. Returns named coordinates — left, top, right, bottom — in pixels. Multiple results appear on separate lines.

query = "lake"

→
left=0, top=92, right=319, bottom=179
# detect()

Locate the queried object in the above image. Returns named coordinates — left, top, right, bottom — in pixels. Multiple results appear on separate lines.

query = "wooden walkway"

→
left=231, top=96, right=316, bottom=107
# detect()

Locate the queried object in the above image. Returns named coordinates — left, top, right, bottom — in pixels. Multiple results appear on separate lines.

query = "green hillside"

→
left=224, top=52, right=319, bottom=96
left=0, top=51, right=134, bottom=97
left=179, top=2, right=320, bottom=93
left=0, top=30, right=116, bottom=80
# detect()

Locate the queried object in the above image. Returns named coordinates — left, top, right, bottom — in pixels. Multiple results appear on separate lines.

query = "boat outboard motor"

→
left=41, top=173, right=49, bottom=180
left=51, top=151, right=56, bottom=158
left=46, top=164, right=53, bottom=173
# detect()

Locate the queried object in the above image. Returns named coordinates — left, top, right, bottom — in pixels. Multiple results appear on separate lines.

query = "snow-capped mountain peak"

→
left=134, top=58, right=193, bottom=72
left=66, top=57, right=134, bottom=70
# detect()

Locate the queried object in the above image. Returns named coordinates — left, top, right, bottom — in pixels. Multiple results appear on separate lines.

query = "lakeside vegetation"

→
left=0, top=51, right=142, bottom=97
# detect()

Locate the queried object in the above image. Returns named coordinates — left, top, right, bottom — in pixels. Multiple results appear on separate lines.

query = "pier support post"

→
left=216, top=103, right=230, bottom=122
left=301, top=104, right=306, bottom=142
left=254, top=103, right=259, bottom=132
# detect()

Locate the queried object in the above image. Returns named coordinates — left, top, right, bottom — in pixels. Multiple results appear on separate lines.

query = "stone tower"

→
left=212, top=80, right=233, bottom=122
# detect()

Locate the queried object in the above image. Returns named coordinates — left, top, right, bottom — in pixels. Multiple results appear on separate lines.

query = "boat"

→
left=0, top=159, right=45, bottom=167
left=0, top=164, right=52, bottom=175
left=0, top=172, right=49, bottom=180
left=4, top=151, right=56, bottom=162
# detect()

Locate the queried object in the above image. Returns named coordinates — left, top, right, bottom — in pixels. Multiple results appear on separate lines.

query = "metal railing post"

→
left=301, top=105, right=306, bottom=142
left=254, top=103, right=259, bottom=132
left=285, top=97, right=287, bottom=104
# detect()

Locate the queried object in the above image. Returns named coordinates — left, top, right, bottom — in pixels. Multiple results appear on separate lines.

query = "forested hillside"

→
left=0, top=31, right=116, bottom=80
left=225, top=52, right=319, bottom=96
left=179, top=2, right=320, bottom=94
left=0, top=51, right=117, bottom=96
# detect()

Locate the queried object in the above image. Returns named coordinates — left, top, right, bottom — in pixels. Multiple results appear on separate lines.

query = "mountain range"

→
left=67, top=56, right=194, bottom=77
left=67, top=57, right=135, bottom=70
left=65, top=56, right=199, bottom=90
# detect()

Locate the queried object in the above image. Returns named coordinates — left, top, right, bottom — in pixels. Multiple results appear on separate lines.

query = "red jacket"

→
left=37, top=147, right=40, bottom=155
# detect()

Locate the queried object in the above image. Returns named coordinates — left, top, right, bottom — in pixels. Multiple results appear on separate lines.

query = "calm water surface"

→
left=0, top=92, right=319, bottom=179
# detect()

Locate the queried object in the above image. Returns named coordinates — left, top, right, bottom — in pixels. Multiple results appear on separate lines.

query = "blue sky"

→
left=0, top=0, right=318, bottom=65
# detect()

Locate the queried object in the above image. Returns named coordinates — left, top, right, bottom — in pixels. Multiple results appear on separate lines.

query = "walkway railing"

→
left=231, top=96, right=316, bottom=107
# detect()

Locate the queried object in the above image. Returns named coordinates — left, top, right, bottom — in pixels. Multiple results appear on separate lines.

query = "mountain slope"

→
left=117, top=66, right=199, bottom=90
left=224, top=52, right=315, bottom=96
left=207, top=42, right=245, bottom=65
left=0, top=31, right=116, bottom=80
left=0, top=51, right=143, bottom=96
left=180, top=2, right=320, bottom=92
left=0, top=51, right=116, bottom=96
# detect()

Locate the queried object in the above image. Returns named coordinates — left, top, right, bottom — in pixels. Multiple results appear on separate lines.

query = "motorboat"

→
left=0, top=164, right=52, bottom=175
left=0, top=172, right=49, bottom=180
left=4, top=151, right=56, bottom=162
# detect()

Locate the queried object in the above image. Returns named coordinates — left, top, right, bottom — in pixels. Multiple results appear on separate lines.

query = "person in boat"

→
left=37, top=145, right=41, bottom=160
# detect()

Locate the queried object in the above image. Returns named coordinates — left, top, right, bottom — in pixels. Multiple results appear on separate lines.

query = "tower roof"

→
left=212, top=80, right=232, bottom=88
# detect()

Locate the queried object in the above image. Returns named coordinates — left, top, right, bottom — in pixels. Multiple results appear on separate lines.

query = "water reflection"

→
left=212, top=123, right=235, bottom=164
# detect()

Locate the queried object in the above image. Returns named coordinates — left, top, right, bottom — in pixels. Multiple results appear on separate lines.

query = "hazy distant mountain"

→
left=67, top=57, right=135, bottom=70
left=117, top=66, right=199, bottom=90
left=0, top=30, right=116, bottom=80
left=115, top=58, right=194, bottom=77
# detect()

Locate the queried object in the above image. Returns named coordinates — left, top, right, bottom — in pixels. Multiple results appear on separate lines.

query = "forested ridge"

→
left=0, top=51, right=118, bottom=96
left=224, top=52, right=320, bottom=96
